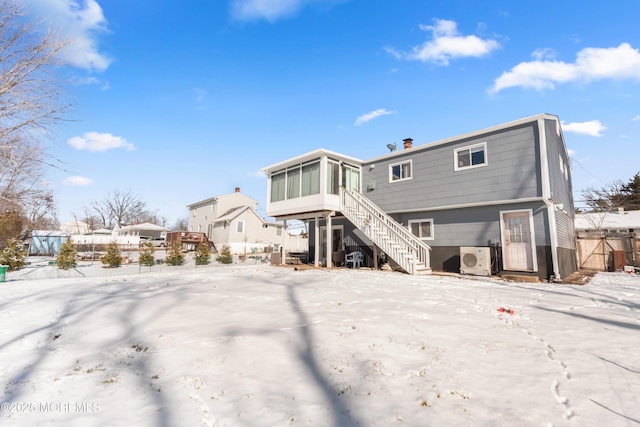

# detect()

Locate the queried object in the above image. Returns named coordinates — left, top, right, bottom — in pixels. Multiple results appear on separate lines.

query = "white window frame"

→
left=407, top=219, right=434, bottom=241
left=236, top=220, right=245, bottom=234
left=454, top=142, right=487, bottom=171
left=276, top=226, right=283, bottom=236
left=389, top=159, right=412, bottom=183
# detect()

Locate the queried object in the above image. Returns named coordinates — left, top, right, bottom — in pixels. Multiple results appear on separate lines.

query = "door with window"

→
left=342, top=165, right=360, bottom=193
left=320, top=226, right=343, bottom=259
left=502, top=211, right=535, bottom=271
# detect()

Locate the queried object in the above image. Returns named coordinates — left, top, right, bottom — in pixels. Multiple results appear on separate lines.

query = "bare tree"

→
left=0, top=0, right=72, bottom=240
left=23, top=189, right=58, bottom=230
left=580, top=172, right=640, bottom=212
left=87, top=189, right=162, bottom=228
left=172, top=216, right=188, bottom=231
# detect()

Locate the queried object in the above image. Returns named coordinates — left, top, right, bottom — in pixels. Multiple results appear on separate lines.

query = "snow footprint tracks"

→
left=496, top=308, right=575, bottom=421
left=182, top=376, right=219, bottom=427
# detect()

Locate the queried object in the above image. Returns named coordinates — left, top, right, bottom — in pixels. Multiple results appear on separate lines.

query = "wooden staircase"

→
left=340, top=187, right=431, bottom=275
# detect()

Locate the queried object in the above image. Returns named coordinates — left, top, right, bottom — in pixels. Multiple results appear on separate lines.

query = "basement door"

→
left=501, top=210, right=535, bottom=271
left=320, top=226, right=343, bottom=259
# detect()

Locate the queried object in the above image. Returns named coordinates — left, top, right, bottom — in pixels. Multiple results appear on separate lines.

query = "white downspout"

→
left=538, top=118, right=561, bottom=281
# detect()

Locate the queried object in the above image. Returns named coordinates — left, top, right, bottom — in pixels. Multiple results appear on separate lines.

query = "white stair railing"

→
left=340, top=187, right=430, bottom=275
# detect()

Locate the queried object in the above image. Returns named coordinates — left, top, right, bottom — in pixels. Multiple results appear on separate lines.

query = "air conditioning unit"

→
left=460, top=247, right=491, bottom=276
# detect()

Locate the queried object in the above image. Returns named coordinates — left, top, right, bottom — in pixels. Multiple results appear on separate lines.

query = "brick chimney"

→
left=403, top=138, right=413, bottom=149
left=235, top=187, right=240, bottom=193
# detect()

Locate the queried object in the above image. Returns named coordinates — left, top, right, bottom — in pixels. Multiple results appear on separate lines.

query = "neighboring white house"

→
left=187, top=188, right=305, bottom=254
left=60, top=220, right=91, bottom=235
left=575, top=208, right=640, bottom=233
left=115, top=222, right=169, bottom=239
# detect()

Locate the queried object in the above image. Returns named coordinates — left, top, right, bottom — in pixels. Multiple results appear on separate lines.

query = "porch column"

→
left=314, top=216, right=320, bottom=267
left=373, top=244, right=378, bottom=270
left=281, top=220, right=287, bottom=265
left=326, top=212, right=333, bottom=269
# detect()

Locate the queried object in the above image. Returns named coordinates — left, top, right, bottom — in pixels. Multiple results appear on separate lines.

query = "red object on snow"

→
left=499, top=307, right=505, bottom=312
left=509, top=310, right=515, bottom=315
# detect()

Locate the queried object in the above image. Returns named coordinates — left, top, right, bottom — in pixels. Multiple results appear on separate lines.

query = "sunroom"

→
left=262, top=149, right=363, bottom=267
left=263, top=149, right=362, bottom=220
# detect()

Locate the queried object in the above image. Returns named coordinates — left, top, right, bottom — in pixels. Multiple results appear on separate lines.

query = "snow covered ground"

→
left=0, top=264, right=638, bottom=426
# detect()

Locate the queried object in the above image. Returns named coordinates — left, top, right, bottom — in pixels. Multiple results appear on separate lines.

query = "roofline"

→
left=261, top=149, right=363, bottom=173
left=186, top=192, right=259, bottom=209
left=365, top=113, right=560, bottom=163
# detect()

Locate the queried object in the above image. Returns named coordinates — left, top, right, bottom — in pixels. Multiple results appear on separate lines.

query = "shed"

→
left=29, top=230, right=71, bottom=256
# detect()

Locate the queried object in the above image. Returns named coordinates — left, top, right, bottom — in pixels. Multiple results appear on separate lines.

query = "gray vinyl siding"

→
left=362, top=123, right=541, bottom=212
left=543, top=118, right=576, bottom=250
left=393, top=201, right=550, bottom=247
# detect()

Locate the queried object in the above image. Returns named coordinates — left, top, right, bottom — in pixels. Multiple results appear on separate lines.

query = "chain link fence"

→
left=3, top=253, right=270, bottom=282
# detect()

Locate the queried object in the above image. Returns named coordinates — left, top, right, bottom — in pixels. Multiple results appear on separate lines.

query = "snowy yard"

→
left=0, top=264, right=638, bottom=426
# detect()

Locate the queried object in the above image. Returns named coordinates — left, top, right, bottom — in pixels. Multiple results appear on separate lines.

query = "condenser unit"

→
left=460, top=247, right=492, bottom=276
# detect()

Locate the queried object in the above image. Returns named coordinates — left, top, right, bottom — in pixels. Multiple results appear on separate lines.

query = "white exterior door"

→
left=502, top=211, right=535, bottom=271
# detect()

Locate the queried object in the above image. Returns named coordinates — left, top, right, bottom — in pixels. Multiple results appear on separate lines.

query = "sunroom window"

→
left=270, top=171, right=286, bottom=202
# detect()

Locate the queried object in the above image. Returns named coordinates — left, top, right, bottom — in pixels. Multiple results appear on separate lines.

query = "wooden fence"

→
left=576, top=232, right=639, bottom=271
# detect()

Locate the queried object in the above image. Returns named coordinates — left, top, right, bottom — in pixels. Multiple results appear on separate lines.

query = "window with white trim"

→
left=408, top=219, right=434, bottom=240
left=271, top=161, right=321, bottom=201
left=276, top=227, right=283, bottom=236
left=236, top=220, right=244, bottom=233
left=389, top=160, right=412, bottom=182
left=454, top=142, right=487, bottom=171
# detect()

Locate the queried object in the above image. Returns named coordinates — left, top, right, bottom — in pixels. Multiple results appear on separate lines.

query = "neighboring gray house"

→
left=261, top=114, right=578, bottom=281
left=187, top=188, right=288, bottom=254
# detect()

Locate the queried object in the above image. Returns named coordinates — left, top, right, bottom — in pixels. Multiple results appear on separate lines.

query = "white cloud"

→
left=531, top=48, right=556, bottom=61
left=633, top=115, right=640, bottom=121
left=491, top=43, right=640, bottom=93
left=63, top=176, right=93, bottom=186
left=385, top=19, right=500, bottom=66
left=29, top=0, right=111, bottom=71
left=355, top=109, right=394, bottom=126
left=561, top=120, right=606, bottom=137
left=567, top=149, right=576, bottom=156
left=68, top=132, right=135, bottom=152
left=230, top=0, right=338, bottom=22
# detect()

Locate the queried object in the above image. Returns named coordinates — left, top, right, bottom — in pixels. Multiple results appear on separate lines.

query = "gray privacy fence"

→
left=3, top=254, right=269, bottom=282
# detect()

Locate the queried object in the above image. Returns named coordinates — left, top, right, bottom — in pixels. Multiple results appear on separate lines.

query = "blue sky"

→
left=27, top=0, right=640, bottom=225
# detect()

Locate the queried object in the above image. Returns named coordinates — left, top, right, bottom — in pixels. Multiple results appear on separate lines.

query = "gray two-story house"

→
left=261, top=114, right=577, bottom=281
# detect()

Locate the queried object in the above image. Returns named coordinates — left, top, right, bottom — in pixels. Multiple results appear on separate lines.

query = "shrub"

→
left=216, top=244, right=233, bottom=264
left=165, top=241, right=185, bottom=266
left=0, top=238, right=27, bottom=271
left=56, top=239, right=77, bottom=270
left=138, top=241, right=155, bottom=266
left=100, top=241, right=123, bottom=268
left=194, top=242, right=211, bottom=265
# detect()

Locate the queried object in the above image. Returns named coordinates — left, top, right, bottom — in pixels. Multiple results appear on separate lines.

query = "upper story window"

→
left=236, top=220, right=244, bottom=233
left=276, top=227, right=283, bottom=236
left=301, top=162, right=320, bottom=196
left=389, top=160, right=412, bottom=182
left=271, top=171, right=286, bottom=202
left=408, top=219, right=434, bottom=240
left=271, top=161, right=321, bottom=202
left=327, top=161, right=340, bottom=195
left=454, top=142, right=487, bottom=171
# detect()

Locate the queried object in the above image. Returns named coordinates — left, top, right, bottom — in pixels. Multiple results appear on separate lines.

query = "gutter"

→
left=538, top=118, right=562, bottom=281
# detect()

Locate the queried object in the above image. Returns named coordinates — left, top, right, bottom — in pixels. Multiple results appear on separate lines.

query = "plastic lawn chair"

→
left=345, top=251, right=363, bottom=269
